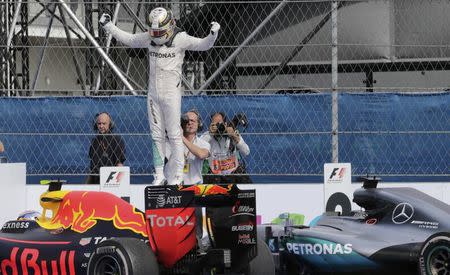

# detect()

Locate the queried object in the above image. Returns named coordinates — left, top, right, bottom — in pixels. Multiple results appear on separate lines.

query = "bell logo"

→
left=105, top=171, right=124, bottom=186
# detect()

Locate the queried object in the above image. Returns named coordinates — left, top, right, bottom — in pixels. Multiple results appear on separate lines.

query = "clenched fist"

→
left=210, top=21, right=220, bottom=35
left=99, top=13, right=111, bottom=27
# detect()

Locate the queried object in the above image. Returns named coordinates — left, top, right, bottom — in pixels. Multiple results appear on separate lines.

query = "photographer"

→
left=200, top=112, right=252, bottom=184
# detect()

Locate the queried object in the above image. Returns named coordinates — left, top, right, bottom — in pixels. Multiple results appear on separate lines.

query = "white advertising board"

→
left=323, top=163, right=358, bottom=215
left=0, top=163, right=26, bottom=225
left=100, top=166, right=131, bottom=201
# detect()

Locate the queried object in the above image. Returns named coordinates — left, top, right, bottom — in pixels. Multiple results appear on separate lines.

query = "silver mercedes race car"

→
left=262, top=177, right=450, bottom=275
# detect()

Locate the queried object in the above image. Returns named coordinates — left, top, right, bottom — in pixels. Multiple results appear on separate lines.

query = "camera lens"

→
left=217, top=123, right=226, bottom=134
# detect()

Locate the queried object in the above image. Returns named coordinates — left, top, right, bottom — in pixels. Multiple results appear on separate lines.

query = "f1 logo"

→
left=106, top=171, right=124, bottom=184
left=329, top=167, right=346, bottom=180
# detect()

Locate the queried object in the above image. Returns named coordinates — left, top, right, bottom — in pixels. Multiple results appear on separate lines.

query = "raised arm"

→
left=182, top=22, right=220, bottom=51
left=100, top=13, right=151, bottom=48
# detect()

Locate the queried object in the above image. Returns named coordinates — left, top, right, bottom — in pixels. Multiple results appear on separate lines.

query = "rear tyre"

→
left=248, top=238, right=276, bottom=275
left=87, top=237, right=159, bottom=275
left=418, top=232, right=450, bottom=275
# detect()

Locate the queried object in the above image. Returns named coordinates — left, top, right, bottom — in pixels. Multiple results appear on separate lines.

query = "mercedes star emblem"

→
left=392, top=202, right=414, bottom=225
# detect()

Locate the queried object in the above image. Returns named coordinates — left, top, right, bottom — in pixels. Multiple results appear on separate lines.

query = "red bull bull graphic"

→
left=44, top=191, right=147, bottom=237
left=179, top=184, right=233, bottom=196
left=1, top=247, right=75, bottom=275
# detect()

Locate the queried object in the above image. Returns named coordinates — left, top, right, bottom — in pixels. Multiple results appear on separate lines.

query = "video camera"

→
left=181, top=113, right=189, bottom=130
left=215, top=112, right=249, bottom=136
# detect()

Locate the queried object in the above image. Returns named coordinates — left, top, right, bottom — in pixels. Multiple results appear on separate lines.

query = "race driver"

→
left=100, top=7, right=220, bottom=185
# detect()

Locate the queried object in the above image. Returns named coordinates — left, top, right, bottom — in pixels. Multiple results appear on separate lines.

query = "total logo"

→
left=147, top=214, right=194, bottom=227
left=156, top=195, right=182, bottom=208
left=286, top=242, right=353, bottom=255
left=79, top=236, right=110, bottom=246
left=237, top=233, right=256, bottom=245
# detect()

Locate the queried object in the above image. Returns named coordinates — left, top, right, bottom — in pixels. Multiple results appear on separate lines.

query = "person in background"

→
left=0, top=141, right=6, bottom=163
left=181, top=109, right=210, bottom=185
left=201, top=111, right=252, bottom=184
left=85, top=112, right=126, bottom=184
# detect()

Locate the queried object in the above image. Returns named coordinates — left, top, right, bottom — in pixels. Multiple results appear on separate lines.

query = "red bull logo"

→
left=1, top=247, right=75, bottom=275
left=179, top=184, right=233, bottom=196
left=47, top=191, right=147, bottom=237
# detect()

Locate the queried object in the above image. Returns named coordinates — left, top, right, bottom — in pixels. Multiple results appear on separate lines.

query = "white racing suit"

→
left=103, top=23, right=218, bottom=184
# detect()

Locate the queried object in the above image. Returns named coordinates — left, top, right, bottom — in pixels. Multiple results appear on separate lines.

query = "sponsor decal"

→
left=147, top=214, right=194, bottom=227
left=237, top=192, right=255, bottom=199
left=230, top=201, right=255, bottom=217
left=1, top=221, right=30, bottom=234
left=156, top=195, right=166, bottom=208
left=155, top=195, right=183, bottom=208
left=268, top=238, right=277, bottom=252
left=286, top=242, right=353, bottom=255
left=237, top=233, right=256, bottom=245
left=353, top=212, right=368, bottom=219
left=0, top=247, right=75, bottom=275
left=179, top=184, right=232, bottom=196
left=93, top=237, right=110, bottom=245
left=49, top=227, right=64, bottom=235
left=419, top=255, right=426, bottom=274
left=79, top=237, right=92, bottom=246
left=231, top=221, right=254, bottom=232
left=366, top=218, right=378, bottom=225
left=149, top=51, right=176, bottom=58
left=411, top=220, right=439, bottom=229
left=392, top=202, right=414, bottom=224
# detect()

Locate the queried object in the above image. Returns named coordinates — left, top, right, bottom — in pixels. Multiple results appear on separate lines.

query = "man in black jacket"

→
left=85, top=112, right=126, bottom=184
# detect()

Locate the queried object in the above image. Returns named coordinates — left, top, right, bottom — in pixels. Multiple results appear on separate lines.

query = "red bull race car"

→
left=0, top=181, right=275, bottom=275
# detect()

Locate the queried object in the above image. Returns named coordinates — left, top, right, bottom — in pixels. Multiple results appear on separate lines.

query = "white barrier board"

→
left=100, top=166, right=131, bottom=200
left=0, top=163, right=26, bottom=224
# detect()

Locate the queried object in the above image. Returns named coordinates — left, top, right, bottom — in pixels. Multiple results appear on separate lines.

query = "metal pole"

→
left=5, top=1, right=11, bottom=96
left=197, top=0, right=288, bottom=94
left=5, top=0, right=22, bottom=95
left=121, top=1, right=146, bottom=31
left=331, top=0, right=339, bottom=163
left=57, top=0, right=135, bottom=92
left=94, top=1, right=121, bottom=93
left=32, top=2, right=57, bottom=93
left=122, top=0, right=144, bottom=93
left=6, top=0, right=22, bottom=48
left=58, top=4, right=87, bottom=92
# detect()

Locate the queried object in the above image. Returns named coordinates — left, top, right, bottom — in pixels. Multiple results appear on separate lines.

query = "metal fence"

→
left=0, top=0, right=449, bottom=180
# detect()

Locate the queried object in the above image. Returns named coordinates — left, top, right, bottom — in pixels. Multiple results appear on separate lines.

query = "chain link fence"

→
left=0, top=0, right=449, bottom=181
